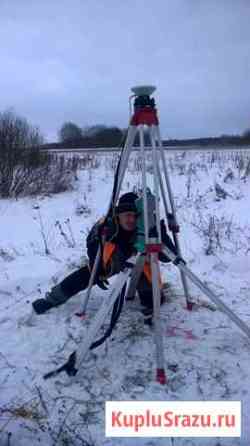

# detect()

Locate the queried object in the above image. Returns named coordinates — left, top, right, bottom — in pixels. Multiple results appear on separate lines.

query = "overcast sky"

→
left=1, top=0, right=250, bottom=141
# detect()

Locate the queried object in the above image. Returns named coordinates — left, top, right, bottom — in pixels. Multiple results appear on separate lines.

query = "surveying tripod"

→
left=44, top=86, right=250, bottom=384
left=81, top=85, right=191, bottom=312
left=82, top=85, right=191, bottom=384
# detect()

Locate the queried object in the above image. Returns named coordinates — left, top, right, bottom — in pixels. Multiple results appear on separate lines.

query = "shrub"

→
left=0, top=110, right=79, bottom=198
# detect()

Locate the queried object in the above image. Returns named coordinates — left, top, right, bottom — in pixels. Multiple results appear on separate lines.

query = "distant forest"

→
left=43, top=122, right=250, bottom=150
left=42, top=135, right=250, bottom=151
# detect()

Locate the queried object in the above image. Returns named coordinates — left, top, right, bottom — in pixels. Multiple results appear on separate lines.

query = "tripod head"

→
left=131, top=85, right=156, bottom=111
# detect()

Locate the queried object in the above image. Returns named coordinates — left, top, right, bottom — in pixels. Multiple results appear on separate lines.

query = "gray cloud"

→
left=1, top=0, right=250, bottom=140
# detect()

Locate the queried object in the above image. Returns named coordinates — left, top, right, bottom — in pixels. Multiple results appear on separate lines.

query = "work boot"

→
left=126, top=294, right=135, bottom=301
left=140, top=306, right=153, bottom=326
left=32, top=298, right=54, bottom=314
left=45, top=284, right=69, bottom=306
left=141, top=293, right=166, bottom=326
left=32, top=284, right=69, bottom=314
left=141, top=306, right=153, bottom=317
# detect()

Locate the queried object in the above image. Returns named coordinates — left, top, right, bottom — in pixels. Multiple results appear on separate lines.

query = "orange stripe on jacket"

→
left=103, top=243, right=162, bottom=288
left=143, top=261, right=162, bottom=288
left=103, top=242, right=116, bottom=269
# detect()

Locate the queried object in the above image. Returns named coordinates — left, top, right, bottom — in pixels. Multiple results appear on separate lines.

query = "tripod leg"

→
left=75, top=264, right=135, bottom=373
left=78, top=246, right=101, bottom=316
left=153, top=125, right=192, bottom=310
left=125, top=254, right=146, bottom=300
left=115, top=125, right=138, bottom=200
left=149, top=127, right=162, bottom=240
left=44, top=264, right=134, bottom=379
left=79, top=125, right=138, bottom=315
left=162, top=246, right=250, bottom=340
left=137, top=124, right=166, bottom=383
left=150, top=252, right=167, bottom=384
left=138, top=125, right=150, bottom=242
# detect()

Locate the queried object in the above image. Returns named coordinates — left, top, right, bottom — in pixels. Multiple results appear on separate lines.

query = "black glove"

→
left=95, top=277, right=109, bottom=290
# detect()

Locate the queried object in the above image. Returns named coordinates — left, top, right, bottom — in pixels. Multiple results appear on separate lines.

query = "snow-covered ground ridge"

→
left=0, top=149, right=250, bottom=445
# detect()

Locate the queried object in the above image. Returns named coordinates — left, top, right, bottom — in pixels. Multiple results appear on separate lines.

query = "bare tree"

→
left=0, top=110, right=44, bottom=197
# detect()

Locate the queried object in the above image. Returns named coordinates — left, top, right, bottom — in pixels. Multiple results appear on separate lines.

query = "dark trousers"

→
left=60, top=265, right=153, bottom=308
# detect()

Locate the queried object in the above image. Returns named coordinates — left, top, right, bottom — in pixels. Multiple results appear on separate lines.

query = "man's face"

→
left=118, top=212, right=137, bottom=232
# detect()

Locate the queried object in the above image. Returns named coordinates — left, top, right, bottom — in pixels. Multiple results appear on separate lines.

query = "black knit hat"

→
left=115, top=192, right=138, bottom=214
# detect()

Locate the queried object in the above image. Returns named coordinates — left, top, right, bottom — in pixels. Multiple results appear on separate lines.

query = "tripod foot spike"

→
left=156, top=368, right=167, bottom=385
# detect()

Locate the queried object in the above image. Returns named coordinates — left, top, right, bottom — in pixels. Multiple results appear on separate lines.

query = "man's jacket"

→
left=86, top=217, right=177, bottom=282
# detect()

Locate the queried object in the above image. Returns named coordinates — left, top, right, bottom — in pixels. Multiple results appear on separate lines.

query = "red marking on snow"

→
left=187, top=301, right=193, bottom=311
left=166, top=325, right=199, bottom=340
left=184, top=329, right=198, bottom=340
left=156, top=368, right=167, bottom=385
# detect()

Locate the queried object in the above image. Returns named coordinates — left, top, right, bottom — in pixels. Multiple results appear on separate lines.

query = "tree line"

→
left=57, top=122, right=125, bottom=148
left=1, top=109, right=250, bottom=195
left=56, top=121, right=250, bottom=149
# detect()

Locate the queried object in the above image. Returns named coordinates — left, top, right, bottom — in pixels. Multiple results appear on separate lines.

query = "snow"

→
left=0, top=149, right=250, bottom=445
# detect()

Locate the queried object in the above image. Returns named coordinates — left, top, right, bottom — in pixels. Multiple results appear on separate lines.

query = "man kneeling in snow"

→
left=32, top=192, right=176, bottom=316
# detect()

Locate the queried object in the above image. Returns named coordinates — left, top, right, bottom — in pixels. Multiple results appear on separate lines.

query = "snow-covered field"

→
left=1, top=149, right=250, bottom=445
